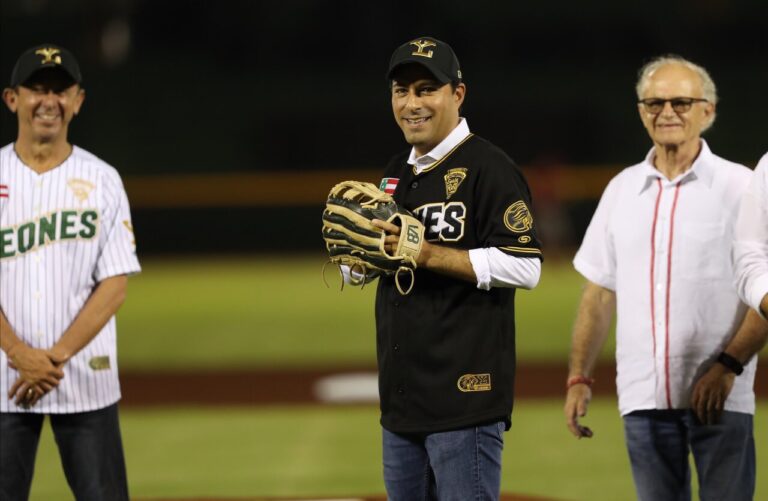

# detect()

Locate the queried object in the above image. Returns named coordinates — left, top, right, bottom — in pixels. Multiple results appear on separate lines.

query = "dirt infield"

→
left=120, top=362, right=767, bottom=406
left=120, top=362, right=604, bottom=406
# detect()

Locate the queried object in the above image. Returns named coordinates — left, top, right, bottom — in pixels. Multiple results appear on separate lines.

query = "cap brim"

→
left=16, top=65, right=80, bottom=87
left=387, top=60, right=453, bottom=85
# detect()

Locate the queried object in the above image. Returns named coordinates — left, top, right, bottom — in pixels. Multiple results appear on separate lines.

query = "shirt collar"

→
left=637, top=139, right=716, bottom=194
left=407, top=118, right=471, bottom=173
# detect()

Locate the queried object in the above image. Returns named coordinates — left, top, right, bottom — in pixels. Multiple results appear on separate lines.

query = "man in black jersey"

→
left=370, top=37, right=543, bottom=500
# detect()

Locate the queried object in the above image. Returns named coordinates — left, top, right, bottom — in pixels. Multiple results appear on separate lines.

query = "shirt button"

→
left=394, top=301, right=399, bottom=307
left=33, top=291, right=41, bottom=300
left=411, top=181, right=419, bottom=189
left=394, top=344, right=400, bottom=351
left=397, top=386, right=405, bottom=394
left=656, top=284, right=662, bottom=291
left=35, top=180, right=42, bottom=188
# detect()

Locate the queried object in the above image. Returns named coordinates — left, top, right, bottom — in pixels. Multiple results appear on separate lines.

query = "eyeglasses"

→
left=638, top=97, right=708, bottom=114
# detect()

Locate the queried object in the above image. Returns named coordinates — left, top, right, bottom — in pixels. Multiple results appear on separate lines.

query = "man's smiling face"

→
left=391, top=63, right=465, bottom=157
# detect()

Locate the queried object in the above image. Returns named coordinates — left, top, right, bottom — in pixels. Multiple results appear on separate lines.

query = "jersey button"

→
left=393, top=344, right=400, bottom=351
left=411, top=181, right=419, bottom=189
left=397, top=385, right=405, bottom=394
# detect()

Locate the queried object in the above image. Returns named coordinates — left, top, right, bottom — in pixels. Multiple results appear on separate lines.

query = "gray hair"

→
left=636, top=55, right=717, bottom=131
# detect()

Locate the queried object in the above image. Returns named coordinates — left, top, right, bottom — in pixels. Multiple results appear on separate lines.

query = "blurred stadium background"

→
left=1, top=0, right=766, bottom=499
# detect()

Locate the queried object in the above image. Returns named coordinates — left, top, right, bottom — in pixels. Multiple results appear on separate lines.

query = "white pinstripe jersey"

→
left=0, top=143, right=141, bottom=413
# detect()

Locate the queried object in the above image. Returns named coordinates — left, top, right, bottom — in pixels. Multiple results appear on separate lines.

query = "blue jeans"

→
left=623, top=409, right=754, bottom=501
left=0, top=403, right=129, bottom=501
left=382, top=421, right=505, bottom=500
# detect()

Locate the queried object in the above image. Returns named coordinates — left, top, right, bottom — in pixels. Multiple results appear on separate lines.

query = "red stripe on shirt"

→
left=650, top=179, right=663, bottom=361
left=664, top=183, right=682, bottom=409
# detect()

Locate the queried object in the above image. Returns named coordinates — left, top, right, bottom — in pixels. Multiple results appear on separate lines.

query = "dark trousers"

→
left=0, top=403, right=129, bottom=501
left=623, top=409, right=755, bottom=501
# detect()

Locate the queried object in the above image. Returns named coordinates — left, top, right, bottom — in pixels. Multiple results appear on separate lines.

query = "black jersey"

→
left=375, top=133, right=542, bottom=434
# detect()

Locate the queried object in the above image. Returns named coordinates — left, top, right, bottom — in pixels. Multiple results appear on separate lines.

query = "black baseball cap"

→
left=387, top=37, right=462, bottom=85
left=10, top=44, right=82, bottom=87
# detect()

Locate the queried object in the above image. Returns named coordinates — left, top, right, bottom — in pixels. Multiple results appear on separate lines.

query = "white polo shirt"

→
left=574, top=140, right=755, bottom=415
left=734, top=153, right=768, bottom=315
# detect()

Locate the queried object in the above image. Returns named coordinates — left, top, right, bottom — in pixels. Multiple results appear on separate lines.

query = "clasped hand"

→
left=6, top=344, right=67, bottom=408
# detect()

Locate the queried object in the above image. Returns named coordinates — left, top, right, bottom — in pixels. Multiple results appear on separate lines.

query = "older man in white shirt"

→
left=563, top=55, right=767, bottom=501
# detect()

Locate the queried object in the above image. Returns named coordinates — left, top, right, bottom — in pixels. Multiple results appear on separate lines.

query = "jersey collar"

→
left=408, top=118, right=471, bottom=175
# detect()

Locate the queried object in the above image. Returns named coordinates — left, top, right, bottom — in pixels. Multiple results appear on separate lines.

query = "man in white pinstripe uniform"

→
left=0, top=44, right=140, bottom=500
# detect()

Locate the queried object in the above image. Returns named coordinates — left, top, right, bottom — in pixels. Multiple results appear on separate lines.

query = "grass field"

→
left=25, top=256, right=768, bottom=499
left=116, top=255, right=613, bottom=369
left=29, top=400, right=768, bottom=500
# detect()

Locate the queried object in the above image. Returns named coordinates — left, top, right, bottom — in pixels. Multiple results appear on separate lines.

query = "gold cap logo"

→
left=444, top=167, right=468, bottom=199
left=410, top=39, right=436, bottom=58
left=35, top=47, right=62, bottom=65
left=504, top=201, right=533, bottom=233
left=457, top=373, right=491, bottom=392
left=68, top=178, right=95, bottom=202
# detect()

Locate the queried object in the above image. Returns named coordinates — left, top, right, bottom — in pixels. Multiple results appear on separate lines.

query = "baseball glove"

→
left=322, top=180, right=425, bottom=295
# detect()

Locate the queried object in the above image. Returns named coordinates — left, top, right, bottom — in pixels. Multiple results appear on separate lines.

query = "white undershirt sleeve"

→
left=468, top=248, right=541, bottom=291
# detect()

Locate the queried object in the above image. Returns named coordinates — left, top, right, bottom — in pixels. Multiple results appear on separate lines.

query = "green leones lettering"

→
left=38, top=212, right=58, bottom=245
left=79, top=211, right=98, bottom=239
left=61, top=211, right=78, bottom=239
left=0, top=210, right=100, bottom=259
left=17, top=223, right=36, bottom=253
left=0, top=228, right=15, bottom=258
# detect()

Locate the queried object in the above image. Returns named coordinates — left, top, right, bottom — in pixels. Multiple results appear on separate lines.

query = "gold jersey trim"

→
left=498, top=246, right=542, bottom=255
left=412, top=134, right=474, bottom=175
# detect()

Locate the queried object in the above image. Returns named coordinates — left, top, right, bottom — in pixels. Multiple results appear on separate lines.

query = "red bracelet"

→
left=566, top=375, right=595, bottom=389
